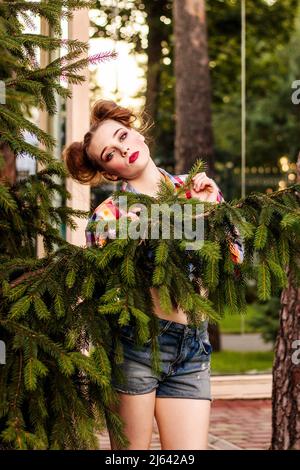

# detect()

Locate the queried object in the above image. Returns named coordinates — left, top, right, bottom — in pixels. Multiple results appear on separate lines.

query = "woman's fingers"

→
left=190, top=173, right=221, bottom=202
left=189, top=174, right=220, bottom=201
left=193, top=174, right=214, bottom=192
left=192, top=172, right=206, bottom=184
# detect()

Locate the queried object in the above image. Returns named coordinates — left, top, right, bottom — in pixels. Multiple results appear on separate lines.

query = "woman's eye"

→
left=106, top=133, right=127, bottom=161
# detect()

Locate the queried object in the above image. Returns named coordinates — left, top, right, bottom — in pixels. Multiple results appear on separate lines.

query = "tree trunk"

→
left=173, top=0, right=214, bottom=176
left=208, top=323, right=221, bottom=351
left=271, top=153, right=300, bottom=449
left=0, top=142, right=16, bottom=185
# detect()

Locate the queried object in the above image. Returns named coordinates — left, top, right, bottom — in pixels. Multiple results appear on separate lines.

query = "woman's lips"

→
left=129, top=151, right=139, bottom=163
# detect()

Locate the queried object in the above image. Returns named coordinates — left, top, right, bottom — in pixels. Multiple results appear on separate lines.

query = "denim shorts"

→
left=111, top=318, right=212, bottom=400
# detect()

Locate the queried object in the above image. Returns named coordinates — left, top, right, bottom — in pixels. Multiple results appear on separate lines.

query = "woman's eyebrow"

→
left=100, top=128, right=124, bottom=160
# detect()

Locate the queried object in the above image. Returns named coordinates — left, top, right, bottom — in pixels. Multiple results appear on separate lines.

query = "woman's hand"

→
left=190, top=172, right=220, bottom=202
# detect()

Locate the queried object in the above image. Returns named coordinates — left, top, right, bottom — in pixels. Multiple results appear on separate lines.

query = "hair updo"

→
left=62, top=99, right=153, bottom=186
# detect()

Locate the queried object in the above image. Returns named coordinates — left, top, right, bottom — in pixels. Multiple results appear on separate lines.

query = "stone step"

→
left=211, top=373, right=272, bottom=399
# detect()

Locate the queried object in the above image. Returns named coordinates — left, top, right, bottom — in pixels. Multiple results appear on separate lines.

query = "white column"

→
left=65, top=9, right=90, bottom=247
left=37, top=17, right=49, bottom=259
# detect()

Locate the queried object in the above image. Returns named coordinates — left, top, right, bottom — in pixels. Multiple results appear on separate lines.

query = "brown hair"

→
left=62, top=99, right=153, bottom=186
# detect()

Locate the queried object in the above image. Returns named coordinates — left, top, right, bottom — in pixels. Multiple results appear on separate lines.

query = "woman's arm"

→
left=85, top=197, right=118, bottom=248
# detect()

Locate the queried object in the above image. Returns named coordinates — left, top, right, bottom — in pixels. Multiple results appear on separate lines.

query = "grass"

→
left=214, top=304, right=274, bottom=373
left=218, top=304, right=263, bottom=334
left=211, top=350, right=274, bottom=375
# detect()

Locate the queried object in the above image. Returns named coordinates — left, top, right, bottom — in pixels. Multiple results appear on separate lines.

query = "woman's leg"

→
left=109, top=390, right=156, bottom=450
left=155, top=397, right=211, bottom=450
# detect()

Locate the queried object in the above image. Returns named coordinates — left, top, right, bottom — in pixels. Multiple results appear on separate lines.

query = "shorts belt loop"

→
left=195, top=328, right=201, bottom=342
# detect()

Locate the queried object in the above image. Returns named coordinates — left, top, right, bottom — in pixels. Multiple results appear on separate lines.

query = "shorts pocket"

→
left=199, top=331, right=213, bottom=355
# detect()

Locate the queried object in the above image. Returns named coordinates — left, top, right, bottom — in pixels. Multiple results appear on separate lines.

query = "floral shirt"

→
left=85, top=167, right=244, bottom=264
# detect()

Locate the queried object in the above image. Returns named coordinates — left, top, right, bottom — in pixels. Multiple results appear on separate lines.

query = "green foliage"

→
left=218, top=304, right=258, bottom=334
left=83, top=157, right=300, bottom=350
left=1, top=154, right=300, bottom=449
left=0, top=0, right=124, bottom=451
left=211, top=350, right=273, bottom=374
left=207, top=0, right=300, bottom=174
left=248, top=297, right=281, bottom=344
left=0, top=0, right=93, bottom=261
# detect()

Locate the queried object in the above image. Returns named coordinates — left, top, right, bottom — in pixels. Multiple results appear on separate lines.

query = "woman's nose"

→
left=122, top=147, right=130, bottom=157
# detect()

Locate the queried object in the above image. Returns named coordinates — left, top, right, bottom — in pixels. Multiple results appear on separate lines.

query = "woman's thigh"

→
left=109, top=390, right=156, bottom=450
left=155, top=397, right=211, bottom=450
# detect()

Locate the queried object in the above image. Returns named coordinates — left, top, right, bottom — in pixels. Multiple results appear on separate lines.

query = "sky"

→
left=88, top=3, right=147, bottom=112
left=89, top=37, right=146, bottom=111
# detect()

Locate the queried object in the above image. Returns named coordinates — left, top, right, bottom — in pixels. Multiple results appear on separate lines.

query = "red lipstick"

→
left=129, top=151, right=139, bottom=163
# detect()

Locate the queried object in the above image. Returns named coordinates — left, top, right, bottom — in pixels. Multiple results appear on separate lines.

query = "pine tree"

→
left=0, top=0, right=125, bottom=450
left=0, top=0, right=300, bottom=451
left=271, top=152, right=300, bottom=450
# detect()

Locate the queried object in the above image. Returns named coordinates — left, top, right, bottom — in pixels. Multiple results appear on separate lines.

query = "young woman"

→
left=63, top=99, right=244, bottom=451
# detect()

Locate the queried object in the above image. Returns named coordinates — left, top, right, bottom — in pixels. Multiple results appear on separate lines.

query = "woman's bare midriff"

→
left=150, top=287, right=188, bottom=325
left=144, top=187, right=211, bottom=326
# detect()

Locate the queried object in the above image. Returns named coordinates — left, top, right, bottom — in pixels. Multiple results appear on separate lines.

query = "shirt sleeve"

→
left=84, top=197, right=140, bottom=248
left=175, top=174, right=189, bottom=182
left=85, top=198, right=118, bottom=248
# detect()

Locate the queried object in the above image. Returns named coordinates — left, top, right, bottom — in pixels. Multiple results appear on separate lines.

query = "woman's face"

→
left=88, top=118, right=150, bottom=181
